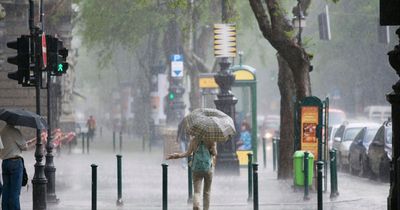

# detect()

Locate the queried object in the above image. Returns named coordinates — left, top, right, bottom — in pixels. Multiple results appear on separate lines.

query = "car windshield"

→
left=386, top=128, right=392, bottom=145
left=365, top=128, right=378, bottom=144
left=343, top=127, right=362, bottom=141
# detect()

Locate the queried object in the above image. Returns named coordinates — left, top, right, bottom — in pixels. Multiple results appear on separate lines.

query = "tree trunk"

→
left=248, top=0, right=313, bottom=179
left=277, top=54, right=296, bottom=179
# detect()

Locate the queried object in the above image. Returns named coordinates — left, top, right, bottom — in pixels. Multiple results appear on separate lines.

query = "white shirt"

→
left=0, top=124, right=27, bottom=160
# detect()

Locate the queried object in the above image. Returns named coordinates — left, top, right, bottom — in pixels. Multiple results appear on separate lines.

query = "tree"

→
left=76, top=0, right=222, bottom=135
left=248, top=0, right=313, bottom=178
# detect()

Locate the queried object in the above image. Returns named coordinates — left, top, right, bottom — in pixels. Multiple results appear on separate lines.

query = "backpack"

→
left=192, top=141, right=212, bottom=172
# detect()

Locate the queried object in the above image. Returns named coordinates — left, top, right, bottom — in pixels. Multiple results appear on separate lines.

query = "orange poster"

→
left=301, top=106, right=319, bottom=160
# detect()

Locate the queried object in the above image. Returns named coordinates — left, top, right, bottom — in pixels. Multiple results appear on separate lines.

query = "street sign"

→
left=170, top=54, right=183, bottom=78
left=213, top=24, right=237, bottom=58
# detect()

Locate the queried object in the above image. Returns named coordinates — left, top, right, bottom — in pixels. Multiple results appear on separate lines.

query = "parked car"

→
left=364, top=105, right=391, bottom=123
left=368, top=120, right=392, bottom=182
left=327, top=108, right=346, bottom=150
left=329, top=108, right=346, bottom=126
left=328, top=125, right=340, bottom=150
left=348, top=124, right=380, bottom=177
left=333, top=122, right=376, bottom=170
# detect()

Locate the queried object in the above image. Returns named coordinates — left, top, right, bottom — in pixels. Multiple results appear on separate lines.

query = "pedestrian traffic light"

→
left=57, top=43, right=68, bottom=74
left=46, top=35, right=68, bottom=76
left=6, top=35, right=30, bottom=84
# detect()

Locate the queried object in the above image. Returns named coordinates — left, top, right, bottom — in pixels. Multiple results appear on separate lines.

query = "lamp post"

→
left=213, top=0, right=240, bottom=175
left=292, top=0, right=306, bottom=46
left=214, top=57, right=240, bottom=175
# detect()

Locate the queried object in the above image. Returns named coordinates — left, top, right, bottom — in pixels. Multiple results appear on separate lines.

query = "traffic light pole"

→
left=45, top=69, right=59, bottom=203
left=30, top=1, right=47, bottom=209
left=166, top=78, right=186, bottom=125
left=41, top=0, right=59, bottom=203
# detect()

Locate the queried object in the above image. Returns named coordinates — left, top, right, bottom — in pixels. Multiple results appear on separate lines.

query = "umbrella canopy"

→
left=183, top=108, right=236, bottom=143
left=0, top=108, right=48, bottom=130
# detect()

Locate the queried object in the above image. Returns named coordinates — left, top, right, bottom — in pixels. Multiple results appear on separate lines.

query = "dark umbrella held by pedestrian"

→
left=0, top=108, right=48, bottom=129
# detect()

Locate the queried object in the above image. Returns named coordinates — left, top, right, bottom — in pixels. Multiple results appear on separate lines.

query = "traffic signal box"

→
left=7, top=35, right=30, bottom=85
left=46, top=35, right=68, bottom=76
left=167, top=84, right=185, bottom=109
left=6, top=33, right=69, bottom=87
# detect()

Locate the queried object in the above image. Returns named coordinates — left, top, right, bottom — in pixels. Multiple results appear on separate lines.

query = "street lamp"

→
left=292, top=0, right=307, bottom=46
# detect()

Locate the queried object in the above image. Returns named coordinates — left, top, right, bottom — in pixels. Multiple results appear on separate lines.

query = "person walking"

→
left=167, top=136, right=217, bottom=210
left=86, top=115, right=96, bottom=141
left=167, top=108, right=236, bottom=210
left=0, top=122, right=28, bottom=210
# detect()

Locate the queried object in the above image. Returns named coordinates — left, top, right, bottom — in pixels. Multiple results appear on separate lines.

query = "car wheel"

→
left=348, top=154, right=355, bottom=175
left=337, top=152, right=342, bottom=171
left=379, top=156, right=390, bottom=183
left=359, top=156, right=366, bottom=177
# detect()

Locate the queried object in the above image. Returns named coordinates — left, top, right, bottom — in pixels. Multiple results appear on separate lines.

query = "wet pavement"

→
left=20, top=129, right=388, bottom=210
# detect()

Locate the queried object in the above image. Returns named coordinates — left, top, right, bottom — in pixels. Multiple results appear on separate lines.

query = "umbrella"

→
left=0, top=108, right=48, bottom=129
left=183, top=108, right=236, bottom=143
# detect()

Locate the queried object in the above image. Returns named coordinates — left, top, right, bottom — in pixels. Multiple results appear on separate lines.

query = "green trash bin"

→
left=293, top=151, right=314, bottom=186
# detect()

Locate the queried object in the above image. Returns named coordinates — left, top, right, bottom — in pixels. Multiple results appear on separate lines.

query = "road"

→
left=20, top=129, right=388, bottom=210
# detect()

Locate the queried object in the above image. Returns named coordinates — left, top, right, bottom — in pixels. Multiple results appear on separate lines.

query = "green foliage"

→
left=309, top=0, right=396, bottom=111
left=79, top=1, right=167, bottom=51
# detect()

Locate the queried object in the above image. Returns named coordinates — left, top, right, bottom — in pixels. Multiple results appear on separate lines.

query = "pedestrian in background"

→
left=86, top=115, right=96, bottom=141
left=237, top=121, right=252, bottom=150
left=167, top=135, right=217, bottom=210
left=0, top=122, right=27, bottom=210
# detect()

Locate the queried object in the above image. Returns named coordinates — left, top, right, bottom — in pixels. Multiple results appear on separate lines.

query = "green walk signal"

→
left=58, top=63, right=63, bottom=72
left=169, top=92, right=175, bottom=100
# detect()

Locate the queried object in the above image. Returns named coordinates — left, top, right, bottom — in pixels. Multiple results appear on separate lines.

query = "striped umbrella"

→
left=183, top=108, right=236, bottom=143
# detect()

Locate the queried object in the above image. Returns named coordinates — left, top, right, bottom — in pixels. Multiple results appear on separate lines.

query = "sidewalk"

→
left=20, top=129, right=388, bottom=210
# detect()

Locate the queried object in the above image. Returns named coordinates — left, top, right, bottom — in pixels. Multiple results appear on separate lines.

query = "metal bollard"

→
left=330, top=149, right=339, bottom=198
left=276, top=138, right=280, bottom=169
left=116, top=155, right=123, bottom=206
left=262, top=137, right=267, bottom=169
left=68, top=140, right=72, bottom=154
left=187, top=156, right=193, bottom=203
left=272, top=138, right=277, bottom=171
left=247, top=153, right=253, bottom=202
left=252, top=163, right=259, bottom=210
left=317, top=161, right=324, bottom=210
left=113, top=131, right=116, bottom=153
left=87, top=133, right=90, bottom=154
left=82, top=133, right=85, bottom=154
left=162, top=163, right=168, bottom=210
left=91, top=164, right=97, bottom=210
left=304, top=151, right=310, bottom=201
left=119, top=131, right=123, bottom=153
left=142, top=135, right=145, bottom=152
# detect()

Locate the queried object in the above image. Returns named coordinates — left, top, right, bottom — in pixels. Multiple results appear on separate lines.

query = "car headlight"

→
left=264, top=132, right=273, bottom=139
